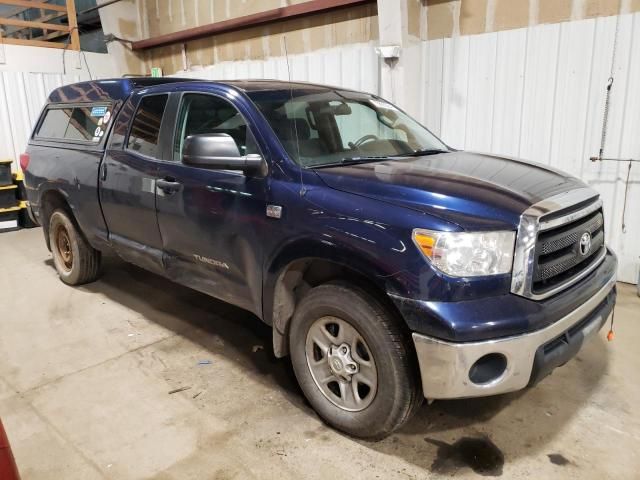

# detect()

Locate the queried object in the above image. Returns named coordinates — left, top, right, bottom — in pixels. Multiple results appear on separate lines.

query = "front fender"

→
left=263, top=230, right=414, bottom=330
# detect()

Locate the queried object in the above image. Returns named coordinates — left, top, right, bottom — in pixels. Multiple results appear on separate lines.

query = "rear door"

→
left=155, top=91, right=269, bottom=316
left=100, top=93, right=170, bottom=273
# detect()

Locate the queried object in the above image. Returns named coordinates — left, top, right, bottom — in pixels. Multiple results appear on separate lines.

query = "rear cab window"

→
left=126, top=94, right=169, bottom=158
left=36, top=104, right=113, bottom=144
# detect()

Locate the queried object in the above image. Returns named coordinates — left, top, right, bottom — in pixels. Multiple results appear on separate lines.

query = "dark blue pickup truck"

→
left=22, top=77, right=617, bottom=439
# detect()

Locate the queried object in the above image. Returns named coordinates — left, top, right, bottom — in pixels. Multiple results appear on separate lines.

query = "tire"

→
left=48, top=209, right=101, bottom=285
left=289, top=281, right=422, bottom=439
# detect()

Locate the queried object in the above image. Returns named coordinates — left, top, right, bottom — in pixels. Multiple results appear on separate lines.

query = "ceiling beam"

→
left=6, top=10, right=67, bottom=37
left=65, top=0, right=79, bottom=50
left=0, top=0, right=67, bottom=13
left=0, top=36, right=67, bottom=48
left=0, top=16, right=70, bottom=31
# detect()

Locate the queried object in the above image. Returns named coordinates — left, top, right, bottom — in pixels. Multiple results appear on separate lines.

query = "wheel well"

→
left=40, top=190, right=74, bottom=251
left=271, top=258, right=404, bottom=357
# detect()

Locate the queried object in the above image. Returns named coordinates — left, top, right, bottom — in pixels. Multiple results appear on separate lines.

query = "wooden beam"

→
left=0, top=17, right=70, bottom=32
left=40, top=8, right=49, bottom=39
left=65, top=0, right=79, bottom=50
left=0, top=5, right=30, bottom=18
left=0, top=0, right=67, bottom=13
left=32, top=29, right=67, bottom=41
left=8, top=11, right=67, bottom=38
left=0, top=37, right=67, bottom=48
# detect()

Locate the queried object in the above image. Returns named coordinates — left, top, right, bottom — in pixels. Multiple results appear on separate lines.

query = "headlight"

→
left=412, top=229, right=515, bottom=277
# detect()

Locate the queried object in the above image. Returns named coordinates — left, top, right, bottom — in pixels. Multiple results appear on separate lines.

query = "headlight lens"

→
left=412, top=229, right=515, bottom=277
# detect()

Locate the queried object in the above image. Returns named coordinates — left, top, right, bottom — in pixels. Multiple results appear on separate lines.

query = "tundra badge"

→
left=193, top=254, right=229, bottom=269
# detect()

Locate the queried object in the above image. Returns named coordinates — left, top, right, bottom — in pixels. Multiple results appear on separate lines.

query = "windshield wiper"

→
left=310, top=156, right=390, bottom=169
left=396, top=149, right=449, bottom=157
left=309, top=150, right=448, bottom=168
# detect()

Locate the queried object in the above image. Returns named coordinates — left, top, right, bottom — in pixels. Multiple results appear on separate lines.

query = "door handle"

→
left=100, top=161, right=107, bottom=181
left=156, top=178, right=182, bottom=194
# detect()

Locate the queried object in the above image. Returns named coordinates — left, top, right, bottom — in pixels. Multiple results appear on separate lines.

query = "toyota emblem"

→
left=579, top=232, right=592, bottom=256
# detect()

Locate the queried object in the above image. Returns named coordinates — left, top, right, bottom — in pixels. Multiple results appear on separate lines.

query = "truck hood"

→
left=314, top=151, right=589, bottom=230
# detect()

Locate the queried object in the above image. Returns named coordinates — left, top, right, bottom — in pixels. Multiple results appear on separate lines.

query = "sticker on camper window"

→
left=94, top=127, right=102, bottom=137
left=90, top=106, right=108, bottom=117
left=98, top=117, right=103, bottom=126
left=103, top=111, right=111, bottom=124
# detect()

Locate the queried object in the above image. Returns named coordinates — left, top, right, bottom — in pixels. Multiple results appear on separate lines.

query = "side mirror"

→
left=182, top=133, right=264, bottom=174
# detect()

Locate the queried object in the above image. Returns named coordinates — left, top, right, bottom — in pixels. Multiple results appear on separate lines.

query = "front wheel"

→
left=49, top=209, right=101, bottom=285
left=289, top=281, right=422, bottom=439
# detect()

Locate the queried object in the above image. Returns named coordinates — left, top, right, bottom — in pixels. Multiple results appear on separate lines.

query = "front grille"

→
left=532, top=209, right=605, bottom=294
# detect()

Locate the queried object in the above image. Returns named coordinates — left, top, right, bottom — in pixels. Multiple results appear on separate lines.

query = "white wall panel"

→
left=518, top=23, right=561, bottom=162
left=441, top=36, right=470, bottom=150
left=466, top=33, right=497, bottom=152
left=423, top=39, right=444, bottom=136
left=172, top=42, right=379, bottom=95
left=423, top=13, right=640, bottom=283
left=491, top=28, right=526, bottom=156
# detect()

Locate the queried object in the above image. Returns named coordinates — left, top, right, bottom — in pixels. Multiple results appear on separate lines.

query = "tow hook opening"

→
left=469, top=353, right=507, bottom=385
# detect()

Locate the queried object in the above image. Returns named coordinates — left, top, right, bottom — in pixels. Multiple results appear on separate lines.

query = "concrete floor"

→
left=0, top=228, right=638, bottom=479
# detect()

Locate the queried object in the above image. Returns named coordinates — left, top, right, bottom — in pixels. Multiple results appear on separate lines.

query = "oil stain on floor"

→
left=425, top=436, right=505, bottom=476
left=547, top=453, right=572, bottom=466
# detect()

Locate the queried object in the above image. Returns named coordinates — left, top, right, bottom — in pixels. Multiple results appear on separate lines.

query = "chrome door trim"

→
left=511, top=187, right=603, bottom=300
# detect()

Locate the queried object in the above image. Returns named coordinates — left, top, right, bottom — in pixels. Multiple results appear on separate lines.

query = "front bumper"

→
left=412, top=272, right=616, bottom=399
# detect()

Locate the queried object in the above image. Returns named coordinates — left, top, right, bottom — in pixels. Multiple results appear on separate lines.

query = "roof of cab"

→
left=46, top=77, right=339, bottom=104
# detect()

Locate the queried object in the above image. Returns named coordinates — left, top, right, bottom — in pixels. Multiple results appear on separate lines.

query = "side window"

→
left=36, top=104, right=112, bottom=142
left=173, top=93, right=257, bottom=161
left=127, top=95, right=168, bottom=157
left=38, top=108, right=72, bottom=139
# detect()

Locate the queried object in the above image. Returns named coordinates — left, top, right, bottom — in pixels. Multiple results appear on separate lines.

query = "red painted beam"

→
left=131, top=0, right=376, bottom=51
left=0, top=419, right=21, bottom=480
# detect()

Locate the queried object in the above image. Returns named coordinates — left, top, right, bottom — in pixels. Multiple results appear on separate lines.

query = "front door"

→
left=100, top=93, right=170, bottom=273
left=155, top=92, right=268, bottom=316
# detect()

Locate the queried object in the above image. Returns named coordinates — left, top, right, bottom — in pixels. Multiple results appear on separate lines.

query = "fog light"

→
left=469, top=353, right=507, bottom=385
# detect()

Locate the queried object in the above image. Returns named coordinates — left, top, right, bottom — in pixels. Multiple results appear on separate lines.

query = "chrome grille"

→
left=538, top=213, right=603, bottom=255
left=533, top=210, right=605, bottom=292
left=510, top=188, right=608, bottom=301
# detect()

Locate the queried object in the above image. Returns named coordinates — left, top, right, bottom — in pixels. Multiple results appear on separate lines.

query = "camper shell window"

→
left=36, top=104, right=113, bottom=143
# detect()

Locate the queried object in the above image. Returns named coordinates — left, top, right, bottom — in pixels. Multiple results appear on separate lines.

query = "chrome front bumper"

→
left=412, top=272, right=617, bottom=400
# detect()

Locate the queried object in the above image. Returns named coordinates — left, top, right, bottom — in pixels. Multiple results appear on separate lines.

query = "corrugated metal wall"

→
left=420, top=12, right=640, bottom=283
left=171, top=42, right=380, bottom=95
left=171, top=15, right=639, bottom=283
left=2, top=15, right=635, bottom=282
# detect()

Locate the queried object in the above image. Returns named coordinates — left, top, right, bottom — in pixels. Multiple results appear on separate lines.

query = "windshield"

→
left=248, top=88, right=448, bottom=167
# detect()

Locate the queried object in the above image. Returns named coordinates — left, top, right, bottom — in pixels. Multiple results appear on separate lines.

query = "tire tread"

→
left=49, top=209, right=101, bottom=285
left=289, top=280, right=422, bottom=439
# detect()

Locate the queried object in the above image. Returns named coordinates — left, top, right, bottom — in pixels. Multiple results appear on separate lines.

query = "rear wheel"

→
left=289, top=281, right=422, bottom=439
left=49, top=209, right=101, bottom=285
